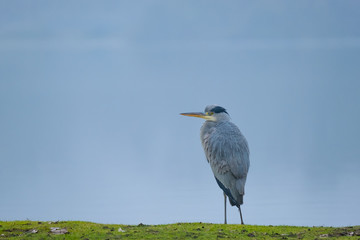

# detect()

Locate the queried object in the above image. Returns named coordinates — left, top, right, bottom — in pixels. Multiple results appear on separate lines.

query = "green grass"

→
left=0, top=221, right=359, bottom=239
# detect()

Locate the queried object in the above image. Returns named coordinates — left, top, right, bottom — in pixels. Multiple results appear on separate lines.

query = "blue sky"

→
left=1, top=1, right=360, bottom=226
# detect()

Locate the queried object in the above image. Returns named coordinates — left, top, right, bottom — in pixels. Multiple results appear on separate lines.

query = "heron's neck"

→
left=215, top=113, right=231, bottom=122
left=201, top=120, right=222, bottom=133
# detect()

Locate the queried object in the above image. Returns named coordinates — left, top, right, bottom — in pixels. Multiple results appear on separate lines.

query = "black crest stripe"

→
left=211, top=106, right=228, bottom=114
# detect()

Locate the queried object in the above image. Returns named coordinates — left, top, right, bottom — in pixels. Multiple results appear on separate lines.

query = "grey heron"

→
left=180, top=105, right=250, bottom=224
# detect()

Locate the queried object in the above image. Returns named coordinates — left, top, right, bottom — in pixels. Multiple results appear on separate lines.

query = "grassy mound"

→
left=0, top=221, right=359, bottom=239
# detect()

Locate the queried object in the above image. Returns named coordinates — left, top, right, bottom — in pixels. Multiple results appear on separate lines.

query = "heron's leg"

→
left=223, top=192, right=227, bottom=224
left=239, top=206, right=244, bottom=225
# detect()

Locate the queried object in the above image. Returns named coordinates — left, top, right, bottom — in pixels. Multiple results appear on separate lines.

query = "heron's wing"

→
left=226, top=131, right=250, bottom=179
left=206, top=122, right=250, bottom=179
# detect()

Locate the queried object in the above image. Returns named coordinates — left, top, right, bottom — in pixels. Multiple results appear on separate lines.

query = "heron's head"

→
left=180, top=105, right=230, bottom=122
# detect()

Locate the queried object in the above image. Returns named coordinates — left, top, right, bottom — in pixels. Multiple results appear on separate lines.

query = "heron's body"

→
left=201, top=119, right=249, bottom=207
left=181, top=105, right=250, bottom=224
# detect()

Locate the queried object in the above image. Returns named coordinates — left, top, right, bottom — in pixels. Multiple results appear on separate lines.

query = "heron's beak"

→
left=180, top=112, right=215, bottom=121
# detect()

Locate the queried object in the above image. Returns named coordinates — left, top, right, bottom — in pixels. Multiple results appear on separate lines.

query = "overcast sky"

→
left=1, top=1, right=360, bottom=226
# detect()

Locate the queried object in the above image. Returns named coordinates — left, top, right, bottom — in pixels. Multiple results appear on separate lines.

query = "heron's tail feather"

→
left=233, top=179, right=246, bottom=206
left=229, top=196, right=239, bottom=206
left=236, top=195, right=243, bottom=206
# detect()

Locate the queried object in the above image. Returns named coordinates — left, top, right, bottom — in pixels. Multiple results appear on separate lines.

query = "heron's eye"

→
left=209, top=112, right=214, bottom=116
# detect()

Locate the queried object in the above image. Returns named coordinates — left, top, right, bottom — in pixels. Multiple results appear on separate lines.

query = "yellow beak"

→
left=180, top=112, right=215, bottom=121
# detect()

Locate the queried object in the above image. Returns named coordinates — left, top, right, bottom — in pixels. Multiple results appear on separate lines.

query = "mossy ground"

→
left=0, top=221, right=359, bottom=239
